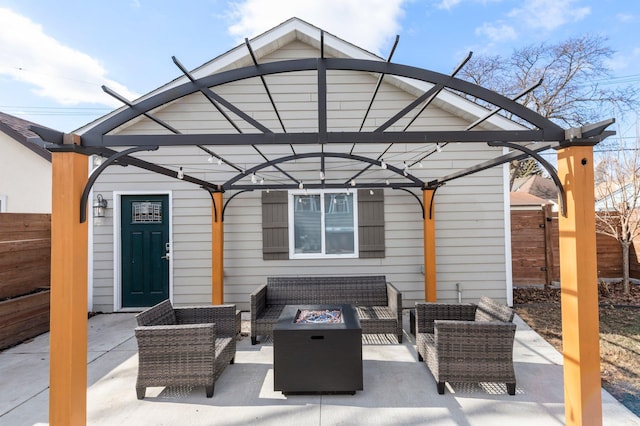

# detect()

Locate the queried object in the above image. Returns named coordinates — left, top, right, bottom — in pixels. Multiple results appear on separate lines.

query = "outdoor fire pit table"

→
left=273, top=304, right=363, bottom=395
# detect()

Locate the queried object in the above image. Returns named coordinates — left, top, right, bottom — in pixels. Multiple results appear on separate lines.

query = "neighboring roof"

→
left=512, top=175, right=558, bottom=200
left=510, top=191, right=552, bottom=206
left=0, top=112, right=52, bottom=161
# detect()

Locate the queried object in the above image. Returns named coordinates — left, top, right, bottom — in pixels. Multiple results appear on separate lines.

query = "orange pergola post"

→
left=49, top=145, right=89, bottom=425
left=211, top=191, right=224, bottom=304
left=423, top=189, right=437, bottom=301
left=557, top=145, right=602, bottom=425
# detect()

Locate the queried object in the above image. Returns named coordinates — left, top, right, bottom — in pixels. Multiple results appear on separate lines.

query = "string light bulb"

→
left=251, top=173, right=257, bottom=184
left=177, top=167, right=184, bottom=180
left=217, top=158, right=223, bottom=165
left=207, top=155, right=214, bottom=163
left=380, top=160, right=387, bottom=169
left=436, top=143, right=443, bottom=153
left=298, top=181, right=304, bottom=190
left=350, top=179, right=356, bottom=187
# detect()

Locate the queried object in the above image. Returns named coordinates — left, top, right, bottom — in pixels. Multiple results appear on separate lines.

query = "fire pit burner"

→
left=295, top=309, right=343, bottom=324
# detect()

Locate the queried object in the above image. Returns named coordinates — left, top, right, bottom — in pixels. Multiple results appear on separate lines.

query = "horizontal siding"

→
left=91, top=185, right=507, bottom=312
left=89, top=38, right=509, bottom=312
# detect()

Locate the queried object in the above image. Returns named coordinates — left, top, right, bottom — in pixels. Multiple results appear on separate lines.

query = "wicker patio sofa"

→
left=250, top=275, right=403, bottom=344
left=134, top=299, right=237, bottom=399
left=415, top=296, right=517, bottom=395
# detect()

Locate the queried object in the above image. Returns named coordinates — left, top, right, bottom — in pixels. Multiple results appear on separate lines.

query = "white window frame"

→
left=288, top=189, right=359, bottom=259
left=0, top=195, right=6, bottom=212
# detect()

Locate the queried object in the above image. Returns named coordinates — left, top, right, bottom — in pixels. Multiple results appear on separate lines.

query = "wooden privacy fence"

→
left=511, top=205, right=636, bottom=286
left=0, top=213, right=51, bottom=350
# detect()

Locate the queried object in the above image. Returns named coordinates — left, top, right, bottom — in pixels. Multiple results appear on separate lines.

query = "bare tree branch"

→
left=595, top=137, right=640, bottom=294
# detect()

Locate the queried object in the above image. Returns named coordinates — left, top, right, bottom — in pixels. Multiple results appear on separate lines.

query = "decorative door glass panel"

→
left=132, top=201, right=163, bottom=224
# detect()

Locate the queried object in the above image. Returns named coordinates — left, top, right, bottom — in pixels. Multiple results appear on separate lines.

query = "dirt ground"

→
left=513, top=281, right=640, bottom=417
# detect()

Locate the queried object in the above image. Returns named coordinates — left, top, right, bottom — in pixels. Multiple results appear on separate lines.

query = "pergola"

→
left=32, top=33, right=613, bottom=425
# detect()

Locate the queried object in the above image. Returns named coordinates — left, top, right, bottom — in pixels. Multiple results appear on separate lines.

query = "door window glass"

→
left=131, top=201, right=162, bottom=224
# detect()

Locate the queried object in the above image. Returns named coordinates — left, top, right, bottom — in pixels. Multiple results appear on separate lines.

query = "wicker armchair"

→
left=415, top=296, right=517, bottom=395
left=134, top=299, right=237, bottom=399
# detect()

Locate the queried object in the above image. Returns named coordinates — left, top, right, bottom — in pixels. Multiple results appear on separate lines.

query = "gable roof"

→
left=76, top=17, right=523, bottom=135
left=510, top=191, right=552, bottom=206
left=0, top=112, right=52, bottom=161
left=512, top=175, right=558, bottom=200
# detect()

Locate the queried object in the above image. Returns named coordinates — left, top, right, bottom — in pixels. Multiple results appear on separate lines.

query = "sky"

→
left=0, top=0, right=639, bottom=136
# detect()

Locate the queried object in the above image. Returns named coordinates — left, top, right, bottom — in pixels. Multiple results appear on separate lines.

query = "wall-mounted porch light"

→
left=93, top=194, right=108, bottom=218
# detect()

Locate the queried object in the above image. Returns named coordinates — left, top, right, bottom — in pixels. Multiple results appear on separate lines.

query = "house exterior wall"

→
left=0, top=133, right=51, bottom=213
left=89, top=39, right=508, bottom=312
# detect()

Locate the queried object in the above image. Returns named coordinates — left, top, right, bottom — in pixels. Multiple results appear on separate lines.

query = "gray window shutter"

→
left=358, top=189, right=385, bottom=258
left=262, top=191, right=289, bottom=260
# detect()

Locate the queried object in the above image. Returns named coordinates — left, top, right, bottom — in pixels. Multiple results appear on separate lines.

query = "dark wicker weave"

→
left=250, top=275, right=402, bottom=344
left=415, top=296, right=517, bottom=395
left=134, top=299, right=237, bottom=399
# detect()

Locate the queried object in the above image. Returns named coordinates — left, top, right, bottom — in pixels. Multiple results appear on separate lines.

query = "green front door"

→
left=121, top=194, right=170, bottom=308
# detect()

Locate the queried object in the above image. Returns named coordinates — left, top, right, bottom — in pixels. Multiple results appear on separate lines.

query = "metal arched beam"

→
left=394, top=188, right=425, bottom=219
left=79, top=146, right=159, bottom=223
left=81, top=58, right=565, bottom=147
left=222, top=151, right=424, bottom=189
left=205, top=189, right=220, bottom=223
left=487, top=141, right=567, bottom=217
left=222, top=190, right=253, bottom=221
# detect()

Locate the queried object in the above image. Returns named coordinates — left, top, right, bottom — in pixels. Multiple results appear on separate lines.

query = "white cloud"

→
left=435, top=0, right=503, bottom=11
left=435, top=0, right=463, bottom=10
left=225, top=0, right=407, bottom=56
left=475, top=22, right=517, bottom=42
left=0, top=7, right=139, bottom=107
left=616, top=13, right=636, bottom=23
left=507, top=0, right=590, bottom=32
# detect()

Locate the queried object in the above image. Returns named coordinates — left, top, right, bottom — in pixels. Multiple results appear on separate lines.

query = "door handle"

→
left=162, top=242, right=171, bottom=260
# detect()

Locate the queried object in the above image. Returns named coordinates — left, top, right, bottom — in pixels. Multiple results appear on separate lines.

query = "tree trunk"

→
left=622, top=240, right=631, bottom=295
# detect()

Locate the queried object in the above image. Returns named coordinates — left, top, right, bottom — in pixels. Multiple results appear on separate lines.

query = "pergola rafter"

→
left=33, top=57, right=613, bottom=223
left=79, top=58, right=569, bottom=147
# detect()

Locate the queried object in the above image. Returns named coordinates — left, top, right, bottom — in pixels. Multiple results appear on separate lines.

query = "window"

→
left=288, top=190, right=358, bottom=258
left=262, top=189, right=384, bottom=260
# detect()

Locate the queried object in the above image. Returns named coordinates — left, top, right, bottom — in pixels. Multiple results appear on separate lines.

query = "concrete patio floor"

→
left=0, top=311, right=637, bottom=425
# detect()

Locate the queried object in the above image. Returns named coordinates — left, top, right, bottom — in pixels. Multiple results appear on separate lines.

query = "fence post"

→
left=543, top=203, right=555, bottom=287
